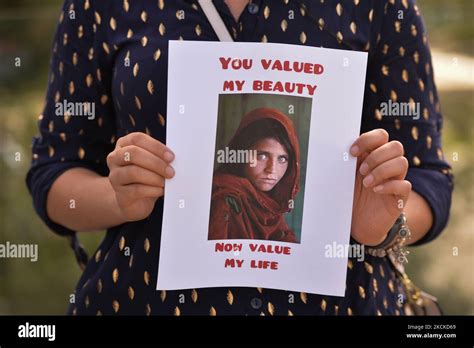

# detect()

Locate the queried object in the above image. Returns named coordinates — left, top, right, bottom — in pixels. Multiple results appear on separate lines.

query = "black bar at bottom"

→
left=0, top=315, right=472, bottom=346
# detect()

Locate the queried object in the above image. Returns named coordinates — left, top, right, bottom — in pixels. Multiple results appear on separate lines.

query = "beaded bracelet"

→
left=365, top=213, right=412, bottom=264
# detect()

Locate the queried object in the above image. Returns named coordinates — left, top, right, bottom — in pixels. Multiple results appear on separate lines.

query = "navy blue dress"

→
left=26, top=0, right=453, bottom=315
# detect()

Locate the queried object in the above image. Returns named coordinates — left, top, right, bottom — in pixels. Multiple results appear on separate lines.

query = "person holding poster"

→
left=209, top=108, right=300, bottom=243
left=26, top=0, right=453, bottom=316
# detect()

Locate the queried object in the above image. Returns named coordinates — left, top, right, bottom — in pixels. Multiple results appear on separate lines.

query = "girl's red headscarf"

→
left=209, top=108, right=301, bottom=242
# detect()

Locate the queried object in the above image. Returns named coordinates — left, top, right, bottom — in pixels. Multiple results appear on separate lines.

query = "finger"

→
left=373, top=179, right=412, bottom=200
left=350, top=129, right=389, bottom=157
left=359, top=141, right=404, bottom=175
left=120, top=184, right=164, bottom=200
left=112, top=165, right=166, bottom=187
left=117, top=132, right=174, bottom=162
left=362, top=156, right=409, bottom=187
left=115, top=145, right=174, bottom=178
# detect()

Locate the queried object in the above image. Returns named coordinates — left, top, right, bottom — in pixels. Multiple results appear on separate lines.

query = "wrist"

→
left=104, top=177, right=129, bottom=226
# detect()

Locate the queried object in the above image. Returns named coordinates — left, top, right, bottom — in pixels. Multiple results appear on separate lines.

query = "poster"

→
left=157, top=41, right=367, bottom=296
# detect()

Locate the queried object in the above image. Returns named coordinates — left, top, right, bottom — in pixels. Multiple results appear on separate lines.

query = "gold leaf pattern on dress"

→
left=86, top=74, right=93, bottom=87
left=321, top=299, right=327, bottom=311
left=112, top=300, right=120, bottom=313
left=95, top=249, right=101, bottom=262
left=69, top=81, right=75, bottom=95
left=140, top=11, right=147, bottom=23
left=264, top=6, right=270, bottom=19
left=97, top=278, right=102, bottom=293
left=78, top=147, right=85, bottom=160
left=112, top=268, right=119, bottom=283
left=300, top=292, right=307, bottom=304
left=110, top=17, right=117, bottom=31
left=388, top=279, right=395, bottom=292
left=160, top=290, right=166, bottom=302
left=158, top=113, right=165, bottom=127
left=267, top=302, right=275, bottom=315
left=128, top=286, right=135, bottom=300
left=364, top=261, right=373, bottom=274
left=102, top=42, right=110, bottom=55
left=144, top=238, right=151, bottom=253
left=350, top=21, right=357, bottom=34
left=174, top=306, right=181, bottom=316
left=144, top=271, right=150, bottom=286
left=358, top=286, right=366, bottom=299
left=159, top=23, right=166, bottom=36
left=411, top=126, right=419, bottom=141
left=300, top=31, right=307, bottom=44
left=133, top=62, right=139, bottom=77
left=413, top=155, right=421, bottom=166
left=134, top=96, right=142, bottom=110
left=209, top=306, right=216, bottom=316
left=226, top=290, right=233, bottom=305
left=402, top=69, right=409, bottom=83
left=147, top=80, right=154, bottom=95
left=154, top=49, right=161, bottom=61
left=94, top=11, right=101, bottom=25
left=191, top=289, right=198, bottom=303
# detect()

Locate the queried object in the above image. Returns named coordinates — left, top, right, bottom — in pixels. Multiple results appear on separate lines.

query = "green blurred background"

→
left=0, top=0, right=472, bottom=314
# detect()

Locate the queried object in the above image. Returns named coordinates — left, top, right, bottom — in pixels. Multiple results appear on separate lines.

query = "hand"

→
left=350, top=129, right=412, bottom=246
left=106, top=132, right=175, bottom=222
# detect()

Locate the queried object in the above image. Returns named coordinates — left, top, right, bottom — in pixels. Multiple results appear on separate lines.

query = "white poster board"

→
left=157, top=41, right=367, bottom=296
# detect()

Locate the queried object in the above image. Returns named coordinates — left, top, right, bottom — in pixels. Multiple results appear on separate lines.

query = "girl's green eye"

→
left=279, top=156, right=288, bottom=163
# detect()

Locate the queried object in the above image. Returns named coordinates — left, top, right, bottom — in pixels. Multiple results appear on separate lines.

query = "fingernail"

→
left=359, top=162, right=369, bottom=175
left=363, top=174, right=374, bottom=187
left=163, top=151, right=174, bottom=162
left=165, top=166, right=175, bottom=178
left=373, top=185, right=384, bottom=193
left=350, top=145, right=359, bottom=156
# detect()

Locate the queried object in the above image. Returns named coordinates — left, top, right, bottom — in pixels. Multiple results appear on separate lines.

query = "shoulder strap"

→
left=198, top=0, right=234, bottom=42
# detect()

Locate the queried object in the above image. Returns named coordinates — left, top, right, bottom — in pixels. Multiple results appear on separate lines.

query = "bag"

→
left=388, top=253, right=443, bottom=315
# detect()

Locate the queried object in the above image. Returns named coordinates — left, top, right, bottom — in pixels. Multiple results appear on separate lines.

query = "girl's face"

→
left=244, top=137, right=289, bottom=192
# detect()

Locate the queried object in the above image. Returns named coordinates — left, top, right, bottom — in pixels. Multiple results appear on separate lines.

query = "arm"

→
left=352, top=0, right=453, bottom=246
left=404, top=190, right=433, bottom=244
left=45, top=132, right=175, bottom=232
left=27, top=2, right=174, bottom=235
left=46, top=168, right=124, bottom=232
